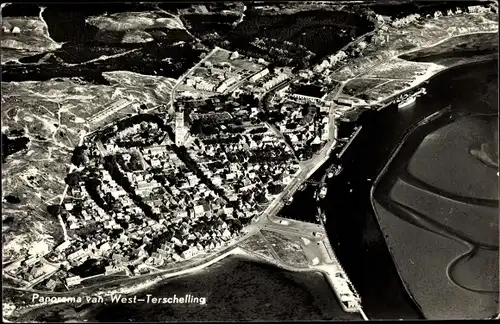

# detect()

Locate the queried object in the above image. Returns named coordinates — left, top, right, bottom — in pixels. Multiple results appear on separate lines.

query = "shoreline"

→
left=367, top=105, right=452, bottom=317
left=70, top=53, right=499, bottom=318
left=366, top=56, right=498, bottom=317
left=373, top=53, right=498, bottom=111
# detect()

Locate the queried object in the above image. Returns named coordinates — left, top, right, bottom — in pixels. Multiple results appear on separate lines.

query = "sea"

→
left=280, top=58, right=498, bottom=319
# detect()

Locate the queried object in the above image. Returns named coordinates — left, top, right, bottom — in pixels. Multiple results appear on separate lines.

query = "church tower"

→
left=175, top=105, right=188, bottom=146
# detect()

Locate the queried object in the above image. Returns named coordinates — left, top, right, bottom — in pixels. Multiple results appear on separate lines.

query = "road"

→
left=169, top=46, right=220, bottom=112
left=56, top=129, right=87, bottom=242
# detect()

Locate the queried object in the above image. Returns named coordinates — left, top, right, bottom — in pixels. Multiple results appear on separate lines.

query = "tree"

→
left=71, top=145, right=87, bottom=167
left=46, top=204, right=62, bottom=218
left=64, top=172, right=81, bottom=187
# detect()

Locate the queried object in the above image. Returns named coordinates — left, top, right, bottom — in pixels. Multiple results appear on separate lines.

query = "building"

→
left=175, top=107, right=189, bottom=146
left=67, top=249, right=87, bottom=261
left=335, top=97, right=354, bottom=107
left=55, top=241, right=71, bottom=253
left=216, top=77, right=238, bottom=93
left=66, top=275, right=82, bottom=287
left=250, top=68, right=269, bottom=83
left=46, top=279, right=57, bottom=290
left=289, top=83, right=327, bottom=104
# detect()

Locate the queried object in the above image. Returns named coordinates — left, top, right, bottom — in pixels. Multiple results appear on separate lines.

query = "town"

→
left=2, top=1, right=497, bottom=318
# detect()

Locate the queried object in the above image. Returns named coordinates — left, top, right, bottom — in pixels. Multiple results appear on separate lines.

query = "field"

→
left=3, top=41, right=206, bottom=82
left=364, top=60, right=430, bottom=80
left=399, top=32, right=498, bottom=63
left=1, top=15, right=61, bottom=62
left=342, top=78, right=390, bottom=97
left=209, top=47, right=267, bottom=74
left=261, top=230, right=309, bottom=267
left=329, top=11, right=498, bottom=82
left=359, top=80, right=412, bottom=102
left=239, top=233, right=276, bottom=260
left=1, top=71, right=175, bottom=263
left=86, top=11, right=190, bottom=45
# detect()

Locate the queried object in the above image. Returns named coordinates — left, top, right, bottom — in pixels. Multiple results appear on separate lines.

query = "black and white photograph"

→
left=1, top=0, right=498, bottom=322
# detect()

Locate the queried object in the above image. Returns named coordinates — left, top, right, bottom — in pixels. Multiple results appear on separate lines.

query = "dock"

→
left=337, top=126, right=362, bottom=159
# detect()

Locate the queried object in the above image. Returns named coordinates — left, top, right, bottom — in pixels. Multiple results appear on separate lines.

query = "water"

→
left=371, top=60, right=498, bottom=319
left=83, top=256, right=361, bottom=321
left=3, top=3, right=497, bottom=319
left=279, top=59, right=497, bottom=319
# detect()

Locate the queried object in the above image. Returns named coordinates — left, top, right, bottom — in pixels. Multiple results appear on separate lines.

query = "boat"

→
left=316, top=209, right=326, bottom=224
left=398, top=87, right=426, bottom=109
left=318, top=185, right=328, bottom=199
left=327, top=164, right=344, bottom=178
left=398, top=95, right=417, bottom=108
left=285, top=196, right=294, bottom=205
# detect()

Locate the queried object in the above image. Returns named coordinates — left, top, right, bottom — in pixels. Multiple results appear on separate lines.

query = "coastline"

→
left=367, top=54, right=498, bottom=319
left=3, top=9, right=498, bottom=320
left=75, top=52, right=500, bottom=320
left=374, top=53, right=498, bottom=111
left=366, top=105, right=452, bottom=317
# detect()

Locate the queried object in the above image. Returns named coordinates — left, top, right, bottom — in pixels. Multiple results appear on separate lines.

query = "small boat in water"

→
left=327, top=164, right=344, bottom=178
left=398, top=95, right=417, bottom=108
left=398, top=87, right=426, bottom=109
left=318, top=185, right=328, bottom=199
left=316, top=209, right=326, bottom=224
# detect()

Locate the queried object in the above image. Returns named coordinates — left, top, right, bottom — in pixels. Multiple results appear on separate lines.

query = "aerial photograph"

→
left=1, top=0, right=498, bottom=322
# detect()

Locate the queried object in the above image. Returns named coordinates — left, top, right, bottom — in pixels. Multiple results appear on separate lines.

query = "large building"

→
left=288, top=83, right=328, bottom=104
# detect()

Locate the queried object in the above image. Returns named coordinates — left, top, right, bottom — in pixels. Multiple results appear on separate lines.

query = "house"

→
left=45, top=279, right=57, bottom=290
left=29, top=265, right=46, bottom=279
left=66, top=275, right=82, bottom=287
left=181, top=246, right=199, bottom=259
left=172, top=237, right=183, bottom=247
left=105, top=265, right=121, bottom=275
left=67, top=249, right=87, bottom=261
left=193, top=205, right=205, bottom=217
left=99, top=242, right=111, bottom=253
left=55, top=241, right=71, bottom=253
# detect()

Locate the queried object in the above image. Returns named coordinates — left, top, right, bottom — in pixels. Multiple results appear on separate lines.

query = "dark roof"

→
left=291, top=83, right=326, bottom=98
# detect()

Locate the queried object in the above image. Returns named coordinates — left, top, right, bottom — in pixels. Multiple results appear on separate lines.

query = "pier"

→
left=337, top=126, right=363, bottom=159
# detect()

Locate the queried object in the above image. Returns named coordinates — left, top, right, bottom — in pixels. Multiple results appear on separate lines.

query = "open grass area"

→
left=360, top=80, right=413, bottom=102
left=329, top=12, right=497, bottom=82
left=209, top=47, right=267, bottom=73
left=239, top=233, right=276, bottom=260
left=261, top=230, right=309, bottom=268
left=399, top=32, right=498, bottom=63
left=80, top=273, right=129, bottom=287
left=1, top=71, right=175, bottom=262
left=364, top=60, right=430, bottom=80
left=342, top=78, right=390, bottom=97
